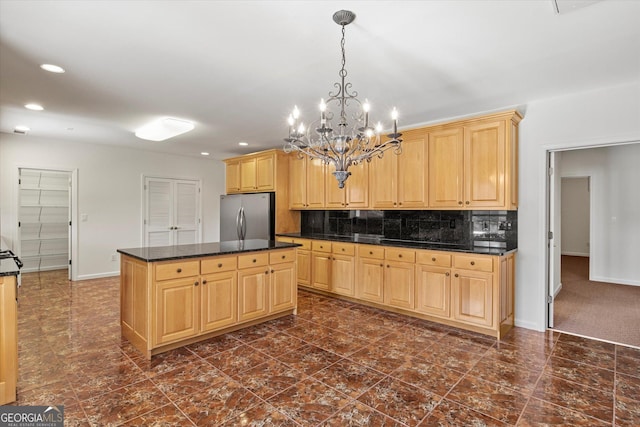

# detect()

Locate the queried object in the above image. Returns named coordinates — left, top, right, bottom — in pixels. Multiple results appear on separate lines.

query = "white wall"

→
left=0, top=133, right=226, bottom=280
left=517, top=81, right=640, bottom=331
left=561, top=177, right=590, bottom=257
left=561, top=145, right=640, bottom=285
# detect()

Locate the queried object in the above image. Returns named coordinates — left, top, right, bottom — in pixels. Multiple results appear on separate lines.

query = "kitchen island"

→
left=0, top=239, right=20, bottom=404
left=118, top=239, right=299, bottom=359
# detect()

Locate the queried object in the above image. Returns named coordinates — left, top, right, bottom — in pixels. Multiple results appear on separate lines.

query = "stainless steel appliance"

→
left=220, top=192, right=275, bottom=241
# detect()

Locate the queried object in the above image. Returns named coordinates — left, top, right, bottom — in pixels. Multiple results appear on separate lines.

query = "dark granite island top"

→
left=1, top=237, right=21, bottom=277
left=117, top=239, right=300, bottom=262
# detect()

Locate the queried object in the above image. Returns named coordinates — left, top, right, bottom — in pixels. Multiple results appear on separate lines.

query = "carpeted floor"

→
left=553, top=255, right=640, bottom=348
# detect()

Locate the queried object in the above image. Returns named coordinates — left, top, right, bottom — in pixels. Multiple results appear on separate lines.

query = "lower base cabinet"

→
left=121, top=248, right=296, bottom=359
left=0, top=274, right=18, bottom=405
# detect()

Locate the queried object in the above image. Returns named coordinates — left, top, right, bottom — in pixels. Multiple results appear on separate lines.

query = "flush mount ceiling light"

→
left=283, top=10, right=402, bottom=189
left=200, top=152, right=210, bottom=156
left=25, top=103, right=44, bottom=111
left=14, top=125, right=30, bottom=134
left=134, top=117, right=194, bottom=141
left=40, top=63, right=65, bottom=73
left=238, top=141, right=249, bottom=146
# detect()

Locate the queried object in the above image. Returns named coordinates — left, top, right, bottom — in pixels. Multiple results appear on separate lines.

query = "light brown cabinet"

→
left=330, top=242, right=356, bottom=297
left=356, top=245, right=385, bottom=303
left=326, top=162, right=369, bottom=209
left=383, top=248, right=416, bottom=309
left=289, top=156, right=326, bottom=209
left=120, top=247, right=297, bottom=359
left=428, top=113, right=520, bottom=209
left=0, top=274, right=18, bottom=405
left=311, top=240, right=332, bottom=291
left=369, top=130, right=428, bottom=209
left=415, top=251, right=452, bottom=319
left=276, top=237, right=311, bottom=286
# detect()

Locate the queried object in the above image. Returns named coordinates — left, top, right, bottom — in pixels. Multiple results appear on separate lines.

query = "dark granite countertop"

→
left=0, top=237, right=21, bottom=277
left=117, top=239, right=301, bottom=263
left=277, top=233, right=516, bottom=256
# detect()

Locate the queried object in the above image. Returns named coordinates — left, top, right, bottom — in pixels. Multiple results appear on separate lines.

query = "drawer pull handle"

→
left=369, top=251, right=373, bottom=255
left=470, top=261, right=475, bottom=266
left=282, top=255, right=286, bottom=259
left=202, top=280, right=207, bottom=285
left=445, top=272, right=450, bottom=277
left=320, top=245, right=323, bottom=249
left=218, top=263, right=223, bottom=268
left=398, top=254, right=403, bottom=258
left=194, top=281, right=199, bottom=286
left=432, top=257, right=436, bottom=262
left=341, top=248, right=345, bottom=252
left=177, top=268, right=182, bottom=273
left=253, top=259, right=257, bottom=263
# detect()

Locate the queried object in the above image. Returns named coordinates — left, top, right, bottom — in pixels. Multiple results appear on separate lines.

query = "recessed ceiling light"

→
left=238, top=141, right=249, bottom=146
left=25, top=103, right=44, bottom=111
left=40, top=64, right=65, bottom=73
left=14, top=125, right=30, bottom=134
left=134, top=117, right=195, bottom=141
left=201, top=152, right=210, bottom=156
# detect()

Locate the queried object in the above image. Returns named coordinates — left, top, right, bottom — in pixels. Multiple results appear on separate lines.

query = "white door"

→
left=547, top=151, right=562, bottom=328
left=144, top=177, right=200, bottom=247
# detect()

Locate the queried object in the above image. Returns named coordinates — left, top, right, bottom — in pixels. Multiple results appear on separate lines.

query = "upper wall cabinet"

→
left=225, top=151, right=277, bottom=194
left=326, top=161, right=369, bottom=209
left=369, top=129, right=428, bottom=209
left=428, top=112, right=521, bottom=209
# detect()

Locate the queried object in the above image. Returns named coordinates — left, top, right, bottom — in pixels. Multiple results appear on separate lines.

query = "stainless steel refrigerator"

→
left=219, top=192, right=275, bottom=241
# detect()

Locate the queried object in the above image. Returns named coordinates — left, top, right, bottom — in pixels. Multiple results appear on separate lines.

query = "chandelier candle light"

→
left=283, top=10, right=402, bottom=189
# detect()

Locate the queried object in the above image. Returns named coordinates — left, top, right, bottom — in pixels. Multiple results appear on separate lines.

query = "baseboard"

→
left=590, top=275, right=640, bottom=287
left=514, top=319, right=544, bottom=332
left=76, top=271, right=120, bottom=281
left=561, top=251, right=589, bottom=257
left=554, top=282, right=563, bottom=297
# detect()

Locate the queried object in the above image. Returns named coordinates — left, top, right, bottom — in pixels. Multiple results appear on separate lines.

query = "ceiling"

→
left=1, top=0, right=639, bottom=161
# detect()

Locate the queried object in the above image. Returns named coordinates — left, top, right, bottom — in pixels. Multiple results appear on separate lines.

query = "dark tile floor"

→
left=7, top=270, right=640, bottom=426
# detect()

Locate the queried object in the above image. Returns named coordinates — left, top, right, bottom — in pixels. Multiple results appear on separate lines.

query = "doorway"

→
left=17, top=168, right=72, bottom=278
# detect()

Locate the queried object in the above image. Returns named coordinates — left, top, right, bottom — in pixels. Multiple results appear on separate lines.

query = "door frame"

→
left=14, top=165, right=78, bottom=281
left=141, top=174, right=203, bottom=246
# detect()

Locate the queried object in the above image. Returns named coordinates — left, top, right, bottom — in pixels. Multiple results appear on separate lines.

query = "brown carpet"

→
left=553, top=255, right=640, bottom=348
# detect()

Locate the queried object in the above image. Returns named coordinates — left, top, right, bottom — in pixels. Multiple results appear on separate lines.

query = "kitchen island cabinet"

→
left=118, top=240, right=298, bottom=359
left=0, top=240, right=20, bottom=405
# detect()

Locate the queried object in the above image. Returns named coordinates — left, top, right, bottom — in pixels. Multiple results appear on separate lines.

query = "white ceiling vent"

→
left=552, top=0, right=602, bottom=14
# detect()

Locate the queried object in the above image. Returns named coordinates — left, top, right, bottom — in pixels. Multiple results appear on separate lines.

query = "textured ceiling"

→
left=1, top=0, right=639, bottom=160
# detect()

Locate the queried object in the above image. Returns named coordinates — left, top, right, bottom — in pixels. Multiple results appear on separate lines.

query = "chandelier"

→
left=283, top=10, right=402, bottom=189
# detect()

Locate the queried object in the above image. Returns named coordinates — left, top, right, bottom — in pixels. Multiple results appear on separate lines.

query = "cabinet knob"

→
left=271, top=269, right=274, bottom=273
left=455, top=273, right=459, bottom=277
left=177, top=268, right=182, bottom=273
left=380, top=264, right=383, bottom=267
left=465, top=201, right=470, bottom=205
left=194, top=281, right=199, bottom=286
left=399, top=202, right=402, bottom=206
left=445, top=272, right=450, bottom=277
left=470, top=261, right=475, bottom=266
left=369, top=251, right=373, bottom=255
left=393, top=203, right=397, bottom=206
left=346, top=203, right=349, bottom=206
left=341, top=248, right=345, bottom=252
left=265, top=270, right=269, bottom=274
left=458, top=201, right=463, bottom=205
left=432, top=257, right=436, bottom=261
left=398, top=254, right=403, bottom=258
left=387, top=265, right=390, bottom=268
left=202, top=280, right=207, bottom=285
left=320, top=246, right=323, bottom=249
left=253, top=259, right=257, bottom=263
left=281, top=255, right=286, bottom=259
left=218, top=263, right=223, bottom=268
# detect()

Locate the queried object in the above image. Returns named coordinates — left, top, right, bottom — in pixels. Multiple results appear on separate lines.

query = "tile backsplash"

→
left=301, top=210, right=518, bottom=250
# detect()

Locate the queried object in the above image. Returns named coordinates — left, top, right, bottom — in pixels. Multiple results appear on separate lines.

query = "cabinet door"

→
left=306, top=158, right=326, bottom=208
left=331, top=253, right=355, bottom=296
left=255, top=154, right=275, bottom=191
left=464, top=120, right=506, bottom=208
left=201, top=271, right=237, bottom=332
left=154, top=277, right=198, bottom=345
left=270, top=262, right=296, bottom=312
left=325, top=163, right=346, bottom=208
left=369, top=151, right=397, bottom=209
left=311, top=252, right=331, bottom=290
left=384, top=261, right=415, bottom=309
left=356, top=258, right=384, bottom=303
left=289, top=155, right=307, bottom=209
left=240, top=157, right=257, bottom=191
left=0, top=276, right=17, bottom=405
left=428, top=128, right=464, bottom=208
left=238, top=267, right=269, bottom=322
left=225, top=160, right=240, bottom=193
left=452, top=269, right=493, bottom=327
left=346, top=161, right=369, bottom=208
left=397, top=131, right=428, bottom=208
left=297, top=249, right=311, bottom=286
left=415, top=265, right=450, bottom=318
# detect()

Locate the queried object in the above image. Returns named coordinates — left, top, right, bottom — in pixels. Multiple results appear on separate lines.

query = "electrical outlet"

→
left=111, top=254, right=117, bottom=262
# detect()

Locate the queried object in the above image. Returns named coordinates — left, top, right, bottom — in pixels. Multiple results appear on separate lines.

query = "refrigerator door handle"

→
left=236, top=207, right=242, bottom=240
left=240, top=206, right=247, bottom=240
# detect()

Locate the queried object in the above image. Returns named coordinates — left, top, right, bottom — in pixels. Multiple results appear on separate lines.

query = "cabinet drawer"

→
left=332, top=242, right=355, bottom=256
left=358, top=245, right=384, bottom=260
left=312, top=241, right=332, bottom=253
left=238, top=252, right=269, bottom=269
left=385, top=247, right=416, bottom=263
left=270, top=249, right=296, bottom=264
left=453, top=255, right=493, bottom=272
left=416, top=250, right=451, bottom=267
left=292, top=238, right=311, bottom=250
left=155, top=260, right=200, bottom=281
left=201, top=256, right=237, bottom=274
